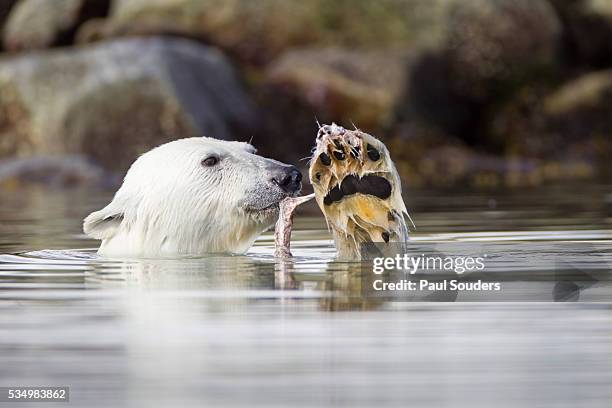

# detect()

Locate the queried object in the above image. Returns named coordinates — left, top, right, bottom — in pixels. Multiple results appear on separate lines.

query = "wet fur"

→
left=84, top=137, right=294, bottom=257
left=308, top=124, right=412, bottom=260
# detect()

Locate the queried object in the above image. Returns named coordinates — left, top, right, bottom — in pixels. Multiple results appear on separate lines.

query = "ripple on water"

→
left=1, top=186, right=612, bottom=407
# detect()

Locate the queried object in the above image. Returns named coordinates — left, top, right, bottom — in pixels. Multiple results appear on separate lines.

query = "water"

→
left=1, top=185, right=611, bottom=407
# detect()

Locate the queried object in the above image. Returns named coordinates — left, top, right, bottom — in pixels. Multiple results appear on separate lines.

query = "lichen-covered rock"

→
left=0, top=37, right=255, bottom=172
left=544, top=69, right=612, bottom=117
left=265, top=47, right=413, bottom=130
left=78, top=0, right=452, bottom=64
left=254, top=47, right=414, bottom=164
left=445, top=0, right=560, bottom=99
left=2, top=0, right=109, bottom=51
left=397, top=0, right=561, bottom=142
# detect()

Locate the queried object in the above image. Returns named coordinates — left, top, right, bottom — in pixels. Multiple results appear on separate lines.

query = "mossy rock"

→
left=264, top=47, right=414, bottom=129
left=395, top=0, right=561, bottom=144
left=78, top=0, right=453, bottom=64
left=3, top=0, right=108, bottom=51
left=0, top=37, right=255, bottom=173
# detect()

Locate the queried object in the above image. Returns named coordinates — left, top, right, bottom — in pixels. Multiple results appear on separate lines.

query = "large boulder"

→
left=550, top=0, right=612, bottom=67
left=0, top=37, right=256, bottom=172
left=544, top=69, right=612, bottom=120
left=77, top=0, right=451, bottom=64
left=264, top=47, right=413, bottom=129
left=0, top=1, right=18, bottom=34
left=396, top=0, right=561, bottom=143
left=444, top=0, right=560, bottom=99
left=2, top=0, right=109, bottom=51
left=254, top=47, right=414, bottom=163
left=0, top=155, right=112, bottom=188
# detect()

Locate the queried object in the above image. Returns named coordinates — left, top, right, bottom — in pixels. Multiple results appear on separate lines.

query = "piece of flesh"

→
left=308, top=123, right=411, bottom=259
left=274, top=193, right=315, bottom=258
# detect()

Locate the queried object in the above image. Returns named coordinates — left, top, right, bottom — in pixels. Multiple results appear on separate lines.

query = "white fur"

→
left=84, top=137, right=294, bottom=257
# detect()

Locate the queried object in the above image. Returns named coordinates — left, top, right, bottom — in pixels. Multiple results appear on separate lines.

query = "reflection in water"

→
left=0, top=186, right=611, bottom=407
left=88, top=256, right=276, bottom=290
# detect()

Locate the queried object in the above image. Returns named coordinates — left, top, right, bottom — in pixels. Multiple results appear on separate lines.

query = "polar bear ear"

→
left=83, top=204, right=124, bottom=240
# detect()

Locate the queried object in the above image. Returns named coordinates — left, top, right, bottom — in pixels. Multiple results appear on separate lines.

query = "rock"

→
left=388, top=130, right=595, bottom=188
left=445, top=0, right=560, bottom=99
left=0, top=37, right=256, bottom=172
left=550, top=0, right=612, bottom=67
left=253, top=47, right=414, bottom=164
left=397, top=52, right=482, bottom=144
left=252, top=85, right=324, bottom=165
left=542, top=70, right=612, bottom=171
left=2, top=0, right=109, bottom=51
left=396, top=0, right=561, bottom=143
left=544, top=69, right=612, bottom=117
left=78, top=0, right=452, bottom=64
left=264, top=47, right=413, bottom=130
left=487, top=86, right=555, bottom=156
left=0, top=1, right=18, bottom=34
left=487, top=70, right=612, bottom=178
left=0, top=155, right=113, bottom=188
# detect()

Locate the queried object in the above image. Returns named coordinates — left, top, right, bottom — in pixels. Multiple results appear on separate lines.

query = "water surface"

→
left=1, top=185, right=611, bottom=407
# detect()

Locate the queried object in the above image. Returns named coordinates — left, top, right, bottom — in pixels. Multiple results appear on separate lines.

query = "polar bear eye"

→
left=201, top=156, right=219, bottom=167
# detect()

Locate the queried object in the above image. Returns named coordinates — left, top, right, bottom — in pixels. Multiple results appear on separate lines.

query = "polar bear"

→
left=83, top=137, right=302, bottom=257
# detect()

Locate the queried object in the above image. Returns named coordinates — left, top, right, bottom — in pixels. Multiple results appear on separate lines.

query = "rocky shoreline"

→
left=0, top=0, right=611, bottom=188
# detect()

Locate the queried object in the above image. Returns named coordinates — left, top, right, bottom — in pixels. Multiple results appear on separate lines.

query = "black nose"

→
left=272, top=166, right=302, bottom=194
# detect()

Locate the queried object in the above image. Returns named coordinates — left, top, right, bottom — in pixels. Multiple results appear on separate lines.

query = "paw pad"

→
left=309, top=123, right=409, bottom=254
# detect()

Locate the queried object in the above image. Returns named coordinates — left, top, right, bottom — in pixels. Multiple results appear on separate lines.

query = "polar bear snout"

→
left=270, top=165, right=302, bottom=195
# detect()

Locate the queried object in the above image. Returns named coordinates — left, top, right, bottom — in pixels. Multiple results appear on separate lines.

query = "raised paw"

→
left=309, top=123, right=411, bottom=259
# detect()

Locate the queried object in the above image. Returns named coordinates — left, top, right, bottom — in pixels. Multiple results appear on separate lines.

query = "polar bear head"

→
left=84, top=137, right=302, bottom=257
